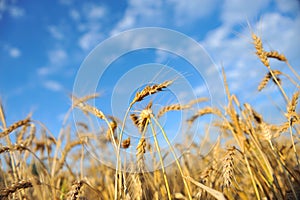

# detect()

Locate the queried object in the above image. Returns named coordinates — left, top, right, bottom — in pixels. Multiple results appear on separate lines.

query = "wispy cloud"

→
left=8, top=5, right=25, bottom=18
left=221, top=0, right=270, bottom=25
left=78, top=31, right=103, bottom=51
left=37, top=48, right=68, bottom=77
left=201, top=0, right=300, bottom=99
left=9, top=47, right=21, bottom=58
left=48, top=25, right=64, bottom=40
left=168, top=0, right=218, bottom=26
left=76, top=3, right=107, bottom=51
left=110, top=0, right=165, bottom=35
left=193, top=85, right=207, bottom=97
left=48, top=49, right=67, bottom=65
left=86, top=5, right=106, bottom=20
left=69, top=9, right=80, bottom=21
left=43, top=80, right=64, bottom=92
left=0, top=1, right=25, bottom=20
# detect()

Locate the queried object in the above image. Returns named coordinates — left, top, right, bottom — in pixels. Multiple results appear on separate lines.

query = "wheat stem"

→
left=149, top=120, right=172, bottom=200
left=152, top=116, right=192, bottom=200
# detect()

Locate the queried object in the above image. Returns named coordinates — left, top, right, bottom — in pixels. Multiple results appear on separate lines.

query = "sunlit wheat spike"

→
left=252, top=33, right=270, bottom=68
left=71, top=93, right=100, bottom=109
left=136, top=137, right=146, bottom=171
left=0, top=117, right=31, bottom=138
left=258, top=70, right=282, bottom=91
left=67, top=180, right=85, bottom=200
left=259, top=122, right=273, bottom=141
left=286, top=91, right=300, bottom=125
left=76, top=103, right=105, bottom=119
left=106, top=118, right=117, bottom=141
left=130, top=113, right=139, bottom=127
left=222, top=146, right=236, bottom=188
left=187, top=107, right=222, bottom=125
left=131, top=101, right=153, bottom=132
left=187, top=97, right=209, bottom=106
left=0, top=144, right=27, bottom=154
left=0, top=179, right=40, bottom=198
left=121, top=137, right=131, bottom=149
left=244, top=103, right=263, bottom=124
left=265, top=51, right=287, bottom=62
left=157, top=104, right=190, bottom=118
left=258, top=72, right=271, bottom=91
left=287, top=90, right=300, bottom=114
left=139, top=108, right=152, bottom=132
left=23, top=123, right=36, bottom=146
left=130, top=80, right=173, bottom=106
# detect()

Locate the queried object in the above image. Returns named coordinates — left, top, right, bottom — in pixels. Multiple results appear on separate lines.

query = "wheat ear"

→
left=252, top=33, right=270, bottom=67
left=258, top=70, right=282, bottom=91
left=67, top=180, right=85, bottom=200
left=265, top=51, right=287, bottom=61
left=157, top=104, right=190, bottom=118
left=0, top=179, right=40, bottom=198
left=222, top=147, right=236, bottom=188
left=130, top=80, right=173, bottom=107
left=0, top=117, right=30, bottom=138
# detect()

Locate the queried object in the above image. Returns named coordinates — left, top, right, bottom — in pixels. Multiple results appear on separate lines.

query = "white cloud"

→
left=9, top=6, right=24, bottom=18
left=193, top=85, right=207, bottom=96
left=0, top=1, right=25, bottom=19
left=111, top=0, right=218, bottom=34
left=48, top=26, right=64, bottom=40
left=76, top=3, right=108, bottom=50
left=167, top=0, right=218, bottom=26
left=221, top=0, right=270, bottom=25
left=111, top=0, right=165, bottom=35
left=203, top=25, right=231, bottom=49
left=9, top=47, right=21, bottom=58
left=37, top=66, right=52, bottom=76
left=202, top=5, right=300, bottom=99
left=69, top=9, right=80, bottom=21
left=257, top=12, right=300, bottom=62
left=275, top=0, right=300, bottom=14
left=43, top=80, right=63, bottom=92
left=37, top=49, right=68, bottom=77
left=48, top=49, right=67, bottom=65
left=78, top=31, right=103, bottom=51
left=87, top=5, right=106, bottom=20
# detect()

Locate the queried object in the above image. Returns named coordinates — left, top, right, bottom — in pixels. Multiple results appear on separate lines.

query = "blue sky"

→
left=0, top=0, right=300, bottom=137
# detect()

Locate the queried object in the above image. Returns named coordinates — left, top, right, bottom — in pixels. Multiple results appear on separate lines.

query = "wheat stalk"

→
left=55, top=140, right=84, bottom=174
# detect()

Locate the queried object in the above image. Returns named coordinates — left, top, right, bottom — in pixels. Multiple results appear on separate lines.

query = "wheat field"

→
left=0, top=32, right=299, bottom=200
